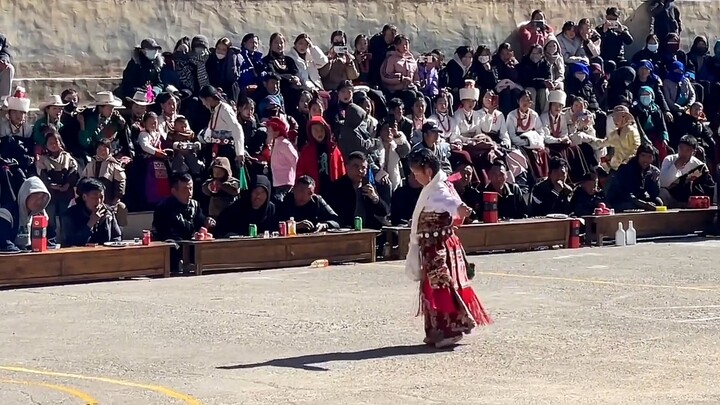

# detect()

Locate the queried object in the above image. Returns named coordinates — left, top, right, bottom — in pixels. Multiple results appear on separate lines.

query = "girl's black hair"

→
left=239, top=97, right=256, bottom=109
left=354, top=34, right=368, bottom=49
left=142, top=111, right=158, bottom=123
left=241, top=33, right=257, bottom=45
left=455, top=46, right=473, bottom=58
left=407, top=148, right=441, bottom=176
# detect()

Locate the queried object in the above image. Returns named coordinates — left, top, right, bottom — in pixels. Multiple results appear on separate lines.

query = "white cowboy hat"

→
left=125, top=90, right=153, bottom=106
left=90, top=91, right=123, bottom=107
left=39, top=95, right=68, bottom=109
left=6, top=96, right=30, bottom=113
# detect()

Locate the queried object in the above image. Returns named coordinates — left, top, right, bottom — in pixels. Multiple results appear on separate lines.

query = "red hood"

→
left=305, top=116, right=335, bottom=147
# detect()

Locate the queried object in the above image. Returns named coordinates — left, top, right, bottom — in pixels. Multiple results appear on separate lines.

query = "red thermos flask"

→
left=31, top=215, right=48, bottom=252
left=482, top=192, right=499, bottom=223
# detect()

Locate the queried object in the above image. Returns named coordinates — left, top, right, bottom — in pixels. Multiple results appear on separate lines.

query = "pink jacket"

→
left=382, top=51, right=420, bottom=92
left=270, top=136, right=298, bottom=188
left=518, top=24, right=554, bottom=55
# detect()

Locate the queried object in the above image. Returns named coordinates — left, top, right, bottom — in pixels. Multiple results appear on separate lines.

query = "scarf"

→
left=405, top=170, right=447, bottom=281
left=452, top=53, right=471, bottom=77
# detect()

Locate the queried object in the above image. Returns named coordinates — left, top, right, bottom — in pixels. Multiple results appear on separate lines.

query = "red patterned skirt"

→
left=418, top=211, right=492, bottom=344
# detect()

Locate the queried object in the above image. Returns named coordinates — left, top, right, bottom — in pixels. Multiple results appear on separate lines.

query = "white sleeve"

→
left=310, top=45, right=329, bottom=68
left=497, top=114, right=511, bottom=148
left=424, top=182, right=462, bottom=216
left=138, top=131, right=157, bottom=155
left=658, top=156, right=676, bottom=188
left=221, top=103, right=245, bottom=155
left=540, top=113, right=559, bottom=144
left=506, top=111, right=525, bottom=147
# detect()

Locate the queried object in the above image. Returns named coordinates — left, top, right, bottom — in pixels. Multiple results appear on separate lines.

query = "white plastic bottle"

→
left=288, top=217, right=297, bottom=236
left=626, top=220, right=637, bottom=245
left=615, top=222, right=626, bottom=246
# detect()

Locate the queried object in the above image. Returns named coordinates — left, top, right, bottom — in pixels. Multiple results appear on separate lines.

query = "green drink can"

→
left=353, top=216, right=363, bottom=231
left=248, top=224, right=257, bottom=237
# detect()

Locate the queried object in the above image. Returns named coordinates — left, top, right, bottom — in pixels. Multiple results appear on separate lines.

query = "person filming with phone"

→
left=320, top=30, right=359, bottom=91
left=62, top=178, right=122, bottom=247
left=518, top=9, right=553, bottom=56
left=597, top=7, right=634, bottom=64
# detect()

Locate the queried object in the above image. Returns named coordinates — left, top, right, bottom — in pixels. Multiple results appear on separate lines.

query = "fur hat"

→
left=548, top=90, right=567, bottom=105
left=6, top=97, right=30, bottom=113
left=458, top=79, right=481, bottom=101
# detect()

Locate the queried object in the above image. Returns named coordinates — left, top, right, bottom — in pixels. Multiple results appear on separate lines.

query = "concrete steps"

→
left=12, top=77, right=122, bottom=107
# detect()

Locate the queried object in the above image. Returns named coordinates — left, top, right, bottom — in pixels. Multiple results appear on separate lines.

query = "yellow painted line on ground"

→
left=380, top=263, right=719, bottom=292
left=0, top=366, right=201, bottom=405
left=0, top=378, right=99, bottom=404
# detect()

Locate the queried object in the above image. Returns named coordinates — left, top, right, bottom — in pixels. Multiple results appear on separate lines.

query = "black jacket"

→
left=570, top=187, right=606, bottom=217
left=673, top=114, right=715, bottom=151
left=441, top=59, right=476, bottom=91
left=214, top=196, right=278, bottom=237
left=651, top=0, right=682, bottom=42
left=530, top=178, right=573, bottom=216
left=518, top=57, right=552, bottom=90
left=597, top=25, right=633, bottom=62
left=629, top=76, right=670, bottom=112
left=390, top=184, right=421, bottom=225
left=479, top=182, right=528, bottom=220
left=0, top=33, right=12, bottom=64
left=152, top=196, right=206, bottom=241
left=607, top=157, right=661, bottom=208
left=566, top=78, right=600, bottom=112
left=326, top=175, right=389, bottom=229
left=62, top=201, right=122, bottom=247
left=278, top=194, right=340, bottom=231
left=120, top=49, right=164, bottom=99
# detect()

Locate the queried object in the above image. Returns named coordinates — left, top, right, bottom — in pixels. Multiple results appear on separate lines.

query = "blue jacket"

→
left=238, top=49, right=264, bottom=88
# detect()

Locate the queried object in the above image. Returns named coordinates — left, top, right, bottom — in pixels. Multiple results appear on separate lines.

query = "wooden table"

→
left=0, top=242, right=172, bottom=288
left=583, top=208, right=717, bottom=246
left=179, top=230, right=378, bottom=275
left=384, top=218, right=573, bottom=260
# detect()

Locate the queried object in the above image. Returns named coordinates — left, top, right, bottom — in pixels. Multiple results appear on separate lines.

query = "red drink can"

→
left=279, top=222, right=287, bottom=236
left=142, top=230, right=151, bottom=245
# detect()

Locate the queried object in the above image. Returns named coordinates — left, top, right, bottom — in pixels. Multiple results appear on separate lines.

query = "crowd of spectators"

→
left=0, top=1, right=716, bottom=268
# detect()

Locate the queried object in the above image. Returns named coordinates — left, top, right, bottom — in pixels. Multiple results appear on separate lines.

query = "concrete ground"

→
left=1, top=239, right=720, bottom=404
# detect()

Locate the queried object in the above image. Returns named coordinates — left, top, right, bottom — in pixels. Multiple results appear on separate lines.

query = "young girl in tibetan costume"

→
left=405, top=148, right=492, bottom=348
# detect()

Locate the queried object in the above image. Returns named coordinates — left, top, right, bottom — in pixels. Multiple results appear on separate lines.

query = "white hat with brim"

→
left=39, top=95, right=68, bottom=109
left=125, top=90, right=154, bottom=106
left=548, top=90, right=567, bottom=105
left=6, top=96, right=30, bottom=113
left=90, top=91, right=123, bottom=107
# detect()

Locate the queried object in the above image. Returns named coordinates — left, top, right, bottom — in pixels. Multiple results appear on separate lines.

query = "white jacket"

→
left=376, top=134, right=409, bottom=191
left=288, top=46, right=328, bottom=91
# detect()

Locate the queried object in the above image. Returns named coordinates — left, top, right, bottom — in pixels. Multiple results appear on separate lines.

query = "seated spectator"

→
left=62, top=178, right=122, bottom=247
left=199, top=85, right=245, bottom=168
left=452, top=162, right=483, bottom=222
left=390, top=171, right=422, bottom=225
left=337, top=103, right=380, bottom=161
left=606, top=65, right=636, bottom=109
left=542, top=90, right=591, bottom=181
left=386, top=97, right=413, bottom=138
left=176, top=35, right=211, bottom=96
left=80, top=139, right=128, bottom=227
left=530, top=156, right=573, bottom=216
left=630, top=60, right=671, bottom=120
left=353, top=34, right=372, bottom=84
left=201, top=157, right=239, bottom=218
left=442, top=46, right=475, bottom=92
left=278, top=175, right=340, bottom=233
left=632, top=35, right=662, bottom=72
left=518, top=44, right=552, bottom=113
left=566, top=97, right=605, bottom=163
left=319, top=30, right=359, bottom=91
left=566, top=62, right=600, bottom=113
left=165, top=115, right=203, bottom=176
left=375, top=120, right=410, bottom=193
left=590, top=63, right=609, bottom=110
left=215, top=174, right=277, bottom=237
left=663, top=61, right=695, bottom=118
left=607, top=145, right=662, bottom=212
left=0, top=95, right=33, bottom=172
left=326, top=151, right=389, bottom=229
left=411, top=121, right=452, bottom=175
left=518, top=9, right=553, bottom=56
left=238, top=33, right=264, bottom=91
left=266, top=117, right=298, bottom=202
left=673, top=102, right=715, bottom=159
left=471, top=44, right=498, bottom=97
left=632, top=86, right=669, bottom=162
left=288, top=33, right=328, bottom=91
left=507, top=90, right=549, bottom=180
left=543, top=37, right=565, bottom=91
left=381, top=35, right=421, bottom=109
left=597, top=7, right=633, bottom=64
left=480, top=160, right=528, bottom=220
left=32, top=95, right=66, bottom=152
left=659, top=135, right=715, bottom=208
left=120, top=38, right=164, bottom=99
left=429, top=92, right=458, bottom=141
left=206, top=37, right=243, bottom=103
left=407, top=97, right=428, bottom=143
left=492, top=43, right=523, bottom=115
left=296, top=115, right=345, bottom=195
left=152, top=173, right=212, bottom=241
left=9, top=176, right=56, bottom=250
left=262, top=33, right=302, bottom=115
left=599, top=105, right=641, bottom=171
left=124, top=90, right=154, bottom=140
left=137, top=112, right=172, bottom=205
left=686, top=36, right=709, bottom=77
left=78, top=92, right=132, bottom=163
left=36, top=129, right=79, bottom=233
left=570, top=171, right=605, bottom=217
left=557, top=21, right=586, bottom=63
left=0, top=33, right=14, bottom=99
left=658, top=33, right=687, bottom=79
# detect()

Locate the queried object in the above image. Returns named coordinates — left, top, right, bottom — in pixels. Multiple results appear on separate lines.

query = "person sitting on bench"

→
left=607, top=144, right=663, bottom=212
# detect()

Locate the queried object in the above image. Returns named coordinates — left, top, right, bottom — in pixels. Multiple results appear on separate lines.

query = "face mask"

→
left=530, top=54, right=543, bottom=63
left=216, top=52, right=226, bottom=60
left=575, top=73, right=587, bottom=82
left=640, top=95, right=652, bottom=106
left=143, top=49, right=158, bottom=60
left=479, top=55, right=490, bottom=64
left=647, top=43, right=658, bottom=52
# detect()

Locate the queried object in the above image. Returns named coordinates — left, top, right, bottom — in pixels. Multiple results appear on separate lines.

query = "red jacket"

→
left=296, top=116, right=345, bottom=193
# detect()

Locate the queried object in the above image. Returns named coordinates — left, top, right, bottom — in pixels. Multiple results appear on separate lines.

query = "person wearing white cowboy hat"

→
left=77, top=91, right=132, bottom=163
left=0, top=93, right=34, bottom=172
left=452, top=79, right=484, bottom=145
left=125, top=89, right=154, bottom=127
left=598, top=104, right=642, bottom=171
left=31, top=94, right=68, bottom=150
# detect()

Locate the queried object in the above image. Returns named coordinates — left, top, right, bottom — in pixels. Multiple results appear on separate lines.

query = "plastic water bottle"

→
left=310, top=259, right=329, bottom=268
left=626, top=220, right=637, bottom=245
left=288, top=217, right=297, bottom=236
left=615, top=222, right=626, bottom=246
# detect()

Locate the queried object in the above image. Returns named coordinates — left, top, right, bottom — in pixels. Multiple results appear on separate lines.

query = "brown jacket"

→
left=201, top=156, right=240, bottom=217
left=80, top=156, right=127, bottom=202
left=319, top=56, right=360, bottom=91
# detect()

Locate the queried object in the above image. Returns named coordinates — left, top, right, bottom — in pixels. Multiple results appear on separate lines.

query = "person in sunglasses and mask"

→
left=119, top=38, right=165, bottom=99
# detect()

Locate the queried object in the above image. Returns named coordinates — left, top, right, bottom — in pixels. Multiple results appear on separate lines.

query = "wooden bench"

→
left=0, top=242, right=172, bottom=288
left=583, top=208, right=717, bottom=246
left=383, top=218, right=573, bottom=260
left=179, top=230, right=378, bottom=275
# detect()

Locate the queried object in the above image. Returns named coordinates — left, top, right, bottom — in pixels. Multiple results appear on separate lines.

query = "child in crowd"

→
left=165, top=115, right=203, bottom=176
left=353, top=34, right=372, bottom=84
left=35, top=128, right=79, bottom=235
left=201, top=157, right=240, bottom=218
left=239, top=98, right=271, bottom=177
left=80, top=139, right=128, bottom=226
left=267, top=117, right=298, bottom=202
left=137, top=112, right=171, bottom=205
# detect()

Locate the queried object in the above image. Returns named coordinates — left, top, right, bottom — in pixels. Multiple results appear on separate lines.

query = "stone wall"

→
left=3, top=0, right=718, bottom=78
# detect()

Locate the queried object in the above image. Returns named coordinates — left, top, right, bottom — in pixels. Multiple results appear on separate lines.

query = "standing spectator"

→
left=319, top=30, right=359, bottom=91
left=368, top=24, right=397, bottom=87
left=288, top=34, right=328, bottom=91
left=543, top=37, right=565, bottom=91
left=137, top=112, right=171, bottom=205
left=353, top=34, right=372, bottom=84
left=0, top=33, right=14, bottom=100
left=267, top=117, right=298, bottom=202
left=492, top=43, right=523, bottom=115
left=337, top=103, right=380, bottom=161
left=262, top=33, right=302, bottom=114
left=62, top=178, right=122, bottom=247
left=557, top=21, right=586, bottom=63
left=206, top=37, right=243, bottom=104
left=518, top=9, right=553, bottom=56
left=120, top=38, right=164, bottom=99
left=375, top=120, right=410, bottom=193
left=598, top=7, right=634, bottom=65
left=651, top=0, right=682, bottom=52
left=199, top=85, right=245, bottom=168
